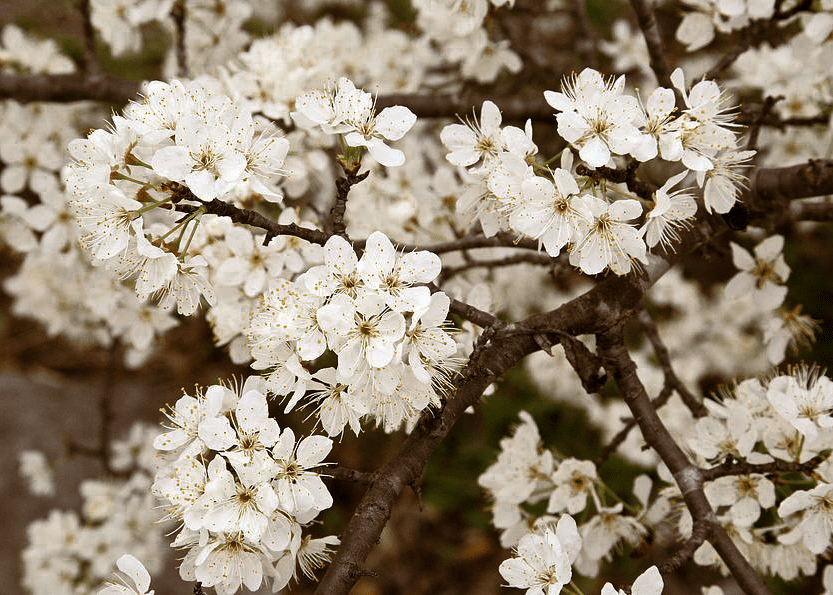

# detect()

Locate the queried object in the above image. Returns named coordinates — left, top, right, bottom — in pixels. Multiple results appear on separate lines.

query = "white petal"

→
left=374, top=106, right=417, bottom=141
left=579, top=136, right=611, bottom=168
left=398, top=250, right=441, bottom=284
left=116, top=554, right=151, bottom=593
left=198, top=417, right=236, bottom=451
left=631, top=565, right=663, bottom=595
left=151, top=146, right=191, bottom=181
left=297, top=435, right=333, bottom=467
left=366, top=138, right=405, bottom=167
left=236, top=390, right=268, bottom=435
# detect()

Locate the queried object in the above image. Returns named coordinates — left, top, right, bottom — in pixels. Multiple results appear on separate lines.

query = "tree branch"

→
left=316, top=326, right=534, bottom=594
left=637, top=308, right=707, bottom=417
left=627, top=0, right=673, bottom=87
left=704, top=1, right=812, bottom=80
left=171, top=0, right=189, bottom=78
left=75, top=0, right=100, bottom=75
left=596, top=327, right=771, bottom=595
left=0, top=72, right=140, bottom=104
left=0, top=72, right=559, bottom=122
left=595, top=384, right=673, bottom=465
left=752, top=159, right=833, bottom=204
left=660, top=516, right=711, bottom=573
left=190, top=198, right=330, bottom=246
left=439, top=252, right=558, bottom=282
left=700, top=452, right=830, bottom=482
left=402, top=231, right=540, bottom=254
left=318, top=465, right=375, bottom=484
left=324, top=161, right=368, bottom=240
left=577, top=161, right=657, bottom=201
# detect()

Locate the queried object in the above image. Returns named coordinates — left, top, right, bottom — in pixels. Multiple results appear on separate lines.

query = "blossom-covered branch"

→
left=596, top=328, right=771, bottom=595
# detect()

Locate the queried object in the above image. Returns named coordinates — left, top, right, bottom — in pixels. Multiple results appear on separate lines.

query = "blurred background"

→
left=2, top=1, right=833, bottom=594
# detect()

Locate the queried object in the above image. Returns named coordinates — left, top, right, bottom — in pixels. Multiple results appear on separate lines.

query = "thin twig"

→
left=394, top=231, right=540, bottom=254
left=171, top=0, right=189, bottom=78
left=700, top=452, right=830, bottom=482
left=627, top=0, right=673, bottom=88
left=446, top=293, right=503, bottom=329
left=316, top=465, right=375, bottom=484
left=178, top=197, right=330, bottom=245
left=660, top=517, right=711, bottom=573
left=325, top=162, right=369, bottom=240
left=637, top=308, right=707, bottom=417
left=577, top=161, right=656, bottom=201
left=569, top=0, right=599, bottom=69
left=736, top=110, right=829, bottom=129
left=75, top=0, right=101, bottom=75
left=439, top=252, right=558, bottom=282
left=595, top=384, right=673, bottom=465
left=746, top=95, right=781, bottom=152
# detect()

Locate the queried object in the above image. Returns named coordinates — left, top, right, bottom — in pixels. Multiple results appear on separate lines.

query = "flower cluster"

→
left=439, top=68, right=751, bottom=276
left=152, top=378, right=338, bottom=594
left=478, top=412, right=650, bottom=578
left=498, top=515, right=582, bottom=595
left=546, top=67, right=751, bottom=214
left=294, top=77, right=417, bottom=167
left=658, top=367, right=833, bottom=579
left=247, top=230, right=457, bottom=435
left=441, top=99, right=649, bottom=275
left=485, top=367, right=833, bottom=588
left=411, top=0, right=522, bottom=83
left=64, top=78, right=291, bottom=316
left=479, top=420, right=662, bottom=595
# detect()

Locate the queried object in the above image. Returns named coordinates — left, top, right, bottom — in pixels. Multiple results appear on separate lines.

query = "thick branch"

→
left=0, top=72, right=140, bottom=104
left=318, top=248, right=695, bottom=593
left=597, top=328, right=770, bottom=595
left=501, top=249, right=677, bottom=338
left=752, top=159, right=833, bottom=203
left=0, top=73, right=559, bottom=122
